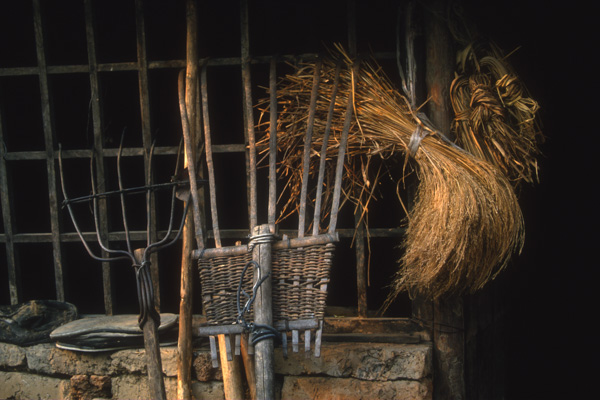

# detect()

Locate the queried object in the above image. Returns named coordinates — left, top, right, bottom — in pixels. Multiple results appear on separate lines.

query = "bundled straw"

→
left=451, top=43, right=542, bottom=184
left=258, top=47, right=526, bottom=300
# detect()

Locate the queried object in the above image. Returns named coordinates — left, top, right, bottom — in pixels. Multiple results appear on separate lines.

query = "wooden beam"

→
left=84, top=0, right=114, bottom=315
left=0, top=106, right=21, bottom=305
left=423, top=1, right=465, bottom=399
left=134, top=0, right=160, bottom=309
left=33, top=0, right=65, bottom=302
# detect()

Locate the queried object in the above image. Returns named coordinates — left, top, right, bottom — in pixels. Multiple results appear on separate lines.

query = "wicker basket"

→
left=197, top=242, right=334, bottom=329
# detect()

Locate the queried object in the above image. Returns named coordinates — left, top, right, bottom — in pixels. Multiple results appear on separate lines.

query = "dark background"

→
left=1, top=0, right=596, bottom=398
left=467, top=0, right=596, bottom=398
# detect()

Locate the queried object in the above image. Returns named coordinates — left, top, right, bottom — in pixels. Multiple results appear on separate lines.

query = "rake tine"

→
left=329, top=60, right=360, bottom=234
left=313, top=60, right=342, bottom=236
left=117, top=131, right=134, bottom=254
left=298, top=58, right=322, bottom=238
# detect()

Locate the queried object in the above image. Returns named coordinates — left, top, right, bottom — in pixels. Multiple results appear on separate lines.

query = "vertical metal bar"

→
left=267, top=57, right=277, bottom=231
left=84, top=0, right=114, bottom=315
left=33, top=0, right=65, bottom=302
left=134, top=0, right=160, bottom=309
left=200, top=64, right=221, bottom=248
left=297, top=59, right=321, bottom=238
left=240, top=0, right=257, bottom=232
left=0, top=113, right=21, bottom=305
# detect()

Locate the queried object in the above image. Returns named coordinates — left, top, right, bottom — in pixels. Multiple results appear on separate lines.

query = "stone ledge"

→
left=281, top=376, right=432, bottom=400
left=275, top=342, right=432, bottom=381
left=1, top=341, right=432, bottom=399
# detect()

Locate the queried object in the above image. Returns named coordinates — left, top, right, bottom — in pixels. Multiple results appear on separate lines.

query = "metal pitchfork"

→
left=58, top=137, right=200, bottom=400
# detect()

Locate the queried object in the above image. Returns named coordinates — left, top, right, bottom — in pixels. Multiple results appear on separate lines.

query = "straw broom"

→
left=258, top=47, right=527, bottom=300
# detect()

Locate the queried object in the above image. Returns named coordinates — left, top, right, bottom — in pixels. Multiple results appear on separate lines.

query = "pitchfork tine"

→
left=117, top=131, right=134, bottom=254
left=143, top=142, right=190, bottom=260
left=58, top=144, right=131, bottom=263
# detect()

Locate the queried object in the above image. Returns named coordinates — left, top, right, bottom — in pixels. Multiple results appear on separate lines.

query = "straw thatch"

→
left=451, top=43, right=542, bottom=184
left=257, top=46, right=530, bottom=300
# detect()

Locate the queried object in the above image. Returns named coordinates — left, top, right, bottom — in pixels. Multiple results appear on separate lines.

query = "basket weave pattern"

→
left=197, top=243, right=334, bottom=327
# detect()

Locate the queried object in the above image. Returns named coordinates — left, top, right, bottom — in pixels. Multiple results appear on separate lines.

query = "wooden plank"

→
left=33, top=0, right=65, bottom=302
left=84, top=0, right=114, bottom=315
left=0, top=108, right=21, bottom=305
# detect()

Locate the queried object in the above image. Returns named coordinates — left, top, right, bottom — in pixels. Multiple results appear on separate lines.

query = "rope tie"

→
left=236, top=260, right=281, bottom=346
left=247, top=232, right=277, bottom=252
left=134, top=261, right=160, bottom=329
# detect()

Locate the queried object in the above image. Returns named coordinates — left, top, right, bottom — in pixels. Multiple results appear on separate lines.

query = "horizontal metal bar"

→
left=0, top=52, right=396, bottom=77
left=61, top=179, right=206, bottom=207
left=0, top=228, right=405, bottom=244
left=3, top=144, right=246, bottom=161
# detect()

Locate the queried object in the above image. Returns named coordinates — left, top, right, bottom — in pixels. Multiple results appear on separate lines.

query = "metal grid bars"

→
left=0, top=0, right=406, bottom=318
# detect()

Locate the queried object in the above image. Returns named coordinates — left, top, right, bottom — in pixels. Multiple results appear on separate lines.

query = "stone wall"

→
left=0, top=340, right=432, bottom=399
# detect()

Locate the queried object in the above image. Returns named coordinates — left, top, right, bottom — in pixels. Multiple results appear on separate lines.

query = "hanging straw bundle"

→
left=258, top=47, right=525, bottom=300
left=450, top=43, right=542, bottom=184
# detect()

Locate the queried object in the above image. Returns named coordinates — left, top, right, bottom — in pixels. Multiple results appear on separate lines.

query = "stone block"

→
left=0, top=371, right=70, bottom=400
left=0, top=342, right=26, bottom=368
left=274, top=342, right=432, bottom=381
left=110, top=346, right=178, bottom=376
left=69, top=375, right=111, bottom=400
left=281, top=376, right=432, bottom=400
left=25, top=344, right=114, bottom=376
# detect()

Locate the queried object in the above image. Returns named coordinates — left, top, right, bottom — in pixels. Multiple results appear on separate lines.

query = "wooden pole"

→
left=134, top=249, right=167, bottom=400
left=252, top=224, right=275, bottom=400
left=177, top=1, right=198, bottom=398
left=423, top=1, right=465, bottom=399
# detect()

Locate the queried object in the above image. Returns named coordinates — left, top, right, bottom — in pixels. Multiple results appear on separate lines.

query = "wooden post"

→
left=177, top=1, right=199, bottom=398
left=424, top=1, right=465, bottom=399
left=134, top=249, right=167, bottom=400
left=252, top=224, right=275, bottom=400
left=354, top=211, right=367, bottom=318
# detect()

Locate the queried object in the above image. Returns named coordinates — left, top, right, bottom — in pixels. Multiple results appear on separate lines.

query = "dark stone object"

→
left=50, top=313, right=178, bottom=352
left=0, top=300, right=78, bottom=346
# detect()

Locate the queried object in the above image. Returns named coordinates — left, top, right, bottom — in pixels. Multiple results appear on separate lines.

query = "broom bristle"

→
left=257, top=46, right=532, bottom=300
